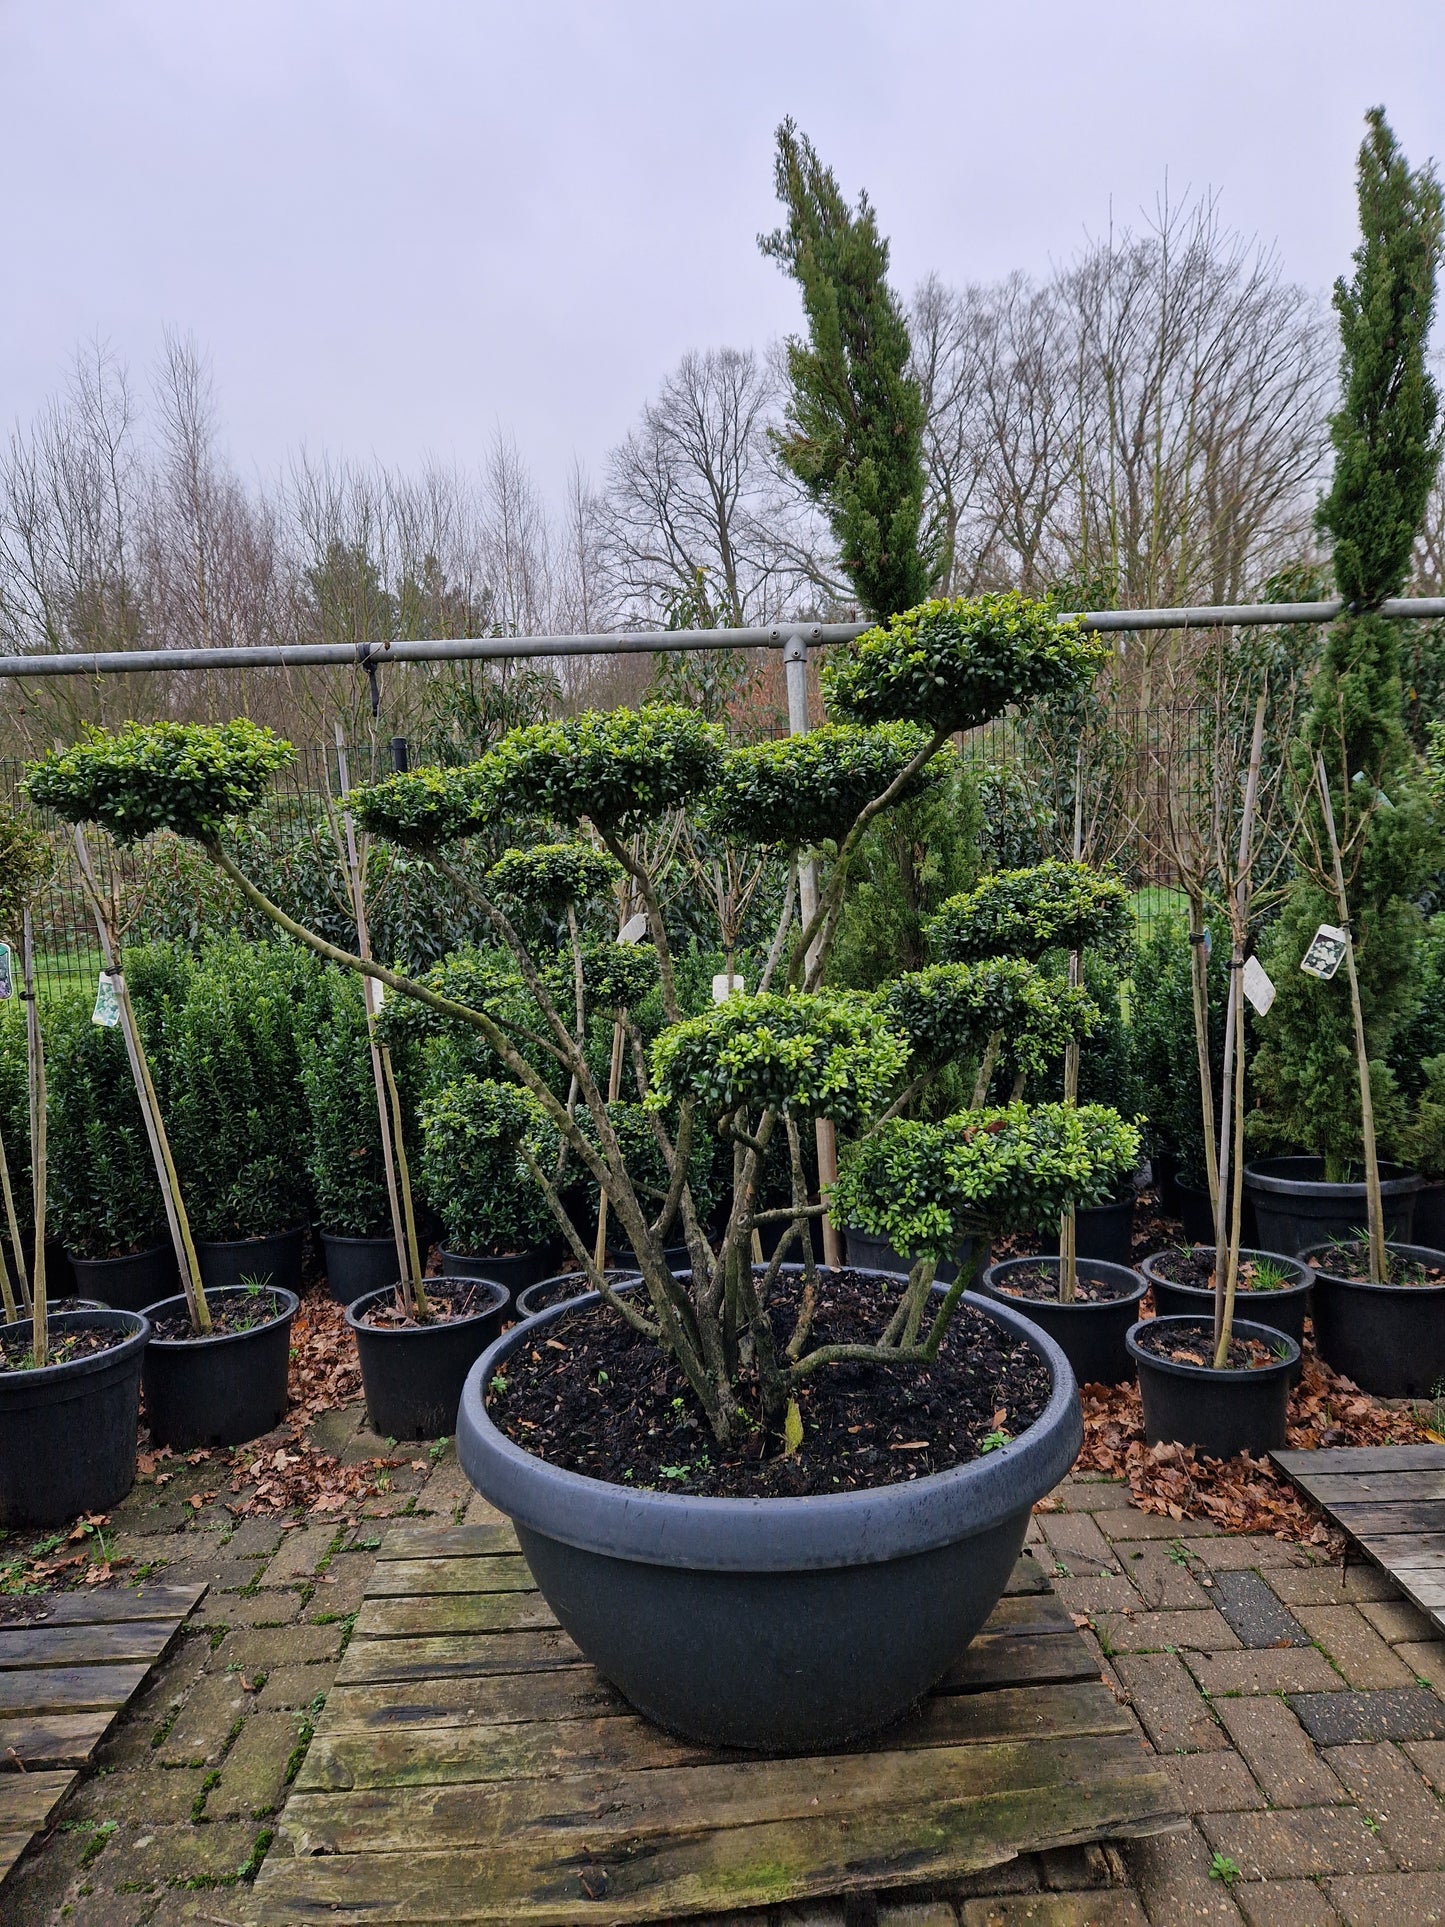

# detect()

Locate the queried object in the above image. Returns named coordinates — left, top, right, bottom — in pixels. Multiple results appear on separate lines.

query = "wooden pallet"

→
left=0, top=1580, right=205, bottom=1888
left=1273, top=1443, right=1445, bottom=1633
left=250, top=1520, right=1175, bottom=1925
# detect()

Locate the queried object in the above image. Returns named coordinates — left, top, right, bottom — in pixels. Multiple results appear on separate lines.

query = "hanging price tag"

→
left=92, top=970, right=120, bottom=1028
left=0, top=943, right=12, bottom=1001
left=712, top=971, right=746, bottom=1004
left=1242, top=956, right=1275, bottom=1015
left=617, top=912, right=648, bottom=946
left=371, top=980, right=385, bottom=1010
left=1300, top=924, right=1348, bottom=981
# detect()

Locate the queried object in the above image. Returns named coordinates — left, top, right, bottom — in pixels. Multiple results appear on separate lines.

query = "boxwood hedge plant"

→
left=26, top=595, right=1141, bottom=1447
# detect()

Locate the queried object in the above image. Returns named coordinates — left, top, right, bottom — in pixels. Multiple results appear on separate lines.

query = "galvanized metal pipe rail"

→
left=2, top=598, right=1444, bottom=680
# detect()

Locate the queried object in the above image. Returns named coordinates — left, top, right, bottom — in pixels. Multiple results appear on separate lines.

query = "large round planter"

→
left=437, top=1247, right=549, bottom=1314
left=1298, top=1240, right=1445, bottom=1399
left=611, top=1243, right=691, bottom=1274
left=141, top=1287, right=298, bottom=1449
left=0, top=1310, right=150, bottom=1526
left=319, top=1231, right=400, bottom=1308
left=457, top=1281, right=1082, bottom=1751
left=514, top=1271, right=639, bottom=1320
left=843, top=1226, right=991, bottom=1287
left=67, top=1244, right=177, bottom=1314
left=980, top=1257, right=1147, bottom=1386
left=1244, top=1158, right=1420, bottom=1255
left=1127, top=1315, right=1298, bottom=1457
left=1170, top=1178, right=1260, bottom=1249
left=347, top=1277, right=508, bottom=1440
left=1139, top=1248, right=1311, bottom=1384
left=197, top=1227, right=306, bottom=1296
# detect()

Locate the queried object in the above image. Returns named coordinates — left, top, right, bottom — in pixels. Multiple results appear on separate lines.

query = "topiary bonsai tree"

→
left=26, top=594, right=1143, bottom=1447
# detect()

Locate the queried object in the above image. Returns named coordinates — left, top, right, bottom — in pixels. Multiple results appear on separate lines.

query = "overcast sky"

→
left=2, top=1, right=1442, bottom=501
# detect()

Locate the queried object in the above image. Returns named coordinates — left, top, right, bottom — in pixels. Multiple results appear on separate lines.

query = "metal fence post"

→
left=782, top=628, right=843, bottom=1268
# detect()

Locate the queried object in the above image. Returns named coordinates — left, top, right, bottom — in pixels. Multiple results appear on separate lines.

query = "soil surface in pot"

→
left=1148, top=1249, right=1297, bottom=1291
left=357, top=1280, right=500, bottom=1330
left=518, top=1273, right=635, bottom=1315
left=150, top=1289, right=290, bottom=1341
left=490, top=1269, right=1050, bottom=1498
left=1305, top=1240, right=1445, bottom=1285
left=992, top=1262, right=1136, bottom=1304
left=1133, top=1319, right=1290, bottom=1372
left=0, top=1323, right=129, bottom=1370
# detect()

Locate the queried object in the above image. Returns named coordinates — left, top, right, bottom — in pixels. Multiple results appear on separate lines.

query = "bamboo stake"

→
left=22, top=912, right=45, bottom=1366
left=1059, top=747, right=1084, bottom=1304
left=0, top=1118, right=25, bottom=1321
left=1186, top=889, right=1220, bottom=1222
left=73, top=828, right=210, bottom=1332
left=1315, top=753, right=1387, bottom=1284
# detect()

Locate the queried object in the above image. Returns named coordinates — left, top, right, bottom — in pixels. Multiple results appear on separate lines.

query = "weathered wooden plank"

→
left=0, top=1619, right=184, bottom=1672
left=365, top=1555, right=538, bottom=1599
left=1352, top=1535, right=1445, bottom=1568
left=1301, top=1470, right=1445, bottom=1503
left=1317, top=1499, right=1445, bottom=1536
left=0, top=1831, right=31, bottom=1885
left=0, top=1709, right=113, bottom=1769
left=0, top=1770, right=78, bottom=1833
left=335, top=1627, right=585, bottom=1688
left=941, top=1630, right=1097, bottom=1692
left=1004, top=1552, right=1049, bottom=1595
left=355, top=1590, right=560, bottom=1639
left=321, top=1667, right=624, bottom=1735
left=298, top=1678, right=1132, bottom=1794
left=1274, top=1444, right=1445, bottom=1475
left=0, top=1663, right=148, bottom=1716
left=253, top=1760, right=1174, bottom=1925
left=0, top=1584, right=202, bottom=1628
left=377, top=1523, right=520, bottom=1560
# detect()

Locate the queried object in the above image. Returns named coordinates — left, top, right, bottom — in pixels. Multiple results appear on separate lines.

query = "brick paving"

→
left=4, top=1415, right=1445, bottom=1923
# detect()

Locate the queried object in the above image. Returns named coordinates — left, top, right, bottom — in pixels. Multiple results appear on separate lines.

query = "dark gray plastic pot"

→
left=457, top=1279, right=1082, bottom=1751
left=437, top=1246, right=549, bottom=1314
left=843, top=1226, right=990, bottom=1286
left=1042, top=1194, right=1137, bottom=1267
left=979, top=1257, right=1146, bottom=1386
left=1140, top=1248, right=1310, bottom=1383
left=1298, top=1240, right=1445, bottom=1398
left=1243, top=1158, right=1420, bottom=1255
left=1172, top=1179, right=1260, bottom=1249
left=141, top=1287, right=298, bottom=1449
left=1127, top=1315, right=1298, bottom=1457
left=319, top=1231, right=400, bottom=1308
left=347, top=1277, right=508, bottom=1440
left=1413, top=1180, right=1445, bottom=1252
left=197, top=1226, right=306, bottom=1296
left=67, top=1243, right=177, bottom=1313
left=513, top=1271, right=639, bottom=1320
left=0, top=1310, right=150, bottom=1527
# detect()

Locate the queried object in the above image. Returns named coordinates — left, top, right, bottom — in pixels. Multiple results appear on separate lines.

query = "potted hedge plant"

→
left=27, top=593, right=1144, bottom=1750
left=0, top=803, right=149, bottom=1525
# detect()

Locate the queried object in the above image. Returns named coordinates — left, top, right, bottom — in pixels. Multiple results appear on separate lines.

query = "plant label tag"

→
left=371, top=980, right=385, bottom=1010
left=1242, top=956, right=1275, bottom=1015
left=617, top=912, right=648, bottom=946
left=0, top=943, right=12, bottom=1000
left=92, top=971, right=120, bottom=1028
left=712, top=971, right=745, bottom=1004
left=1300, top=924, right=1348, bottom=981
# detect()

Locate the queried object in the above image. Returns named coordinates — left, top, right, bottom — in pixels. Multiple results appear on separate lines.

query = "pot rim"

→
left=457, top=1276, right=1082, bottom=1573
left=1297, top=1240, right=1445, bottom=1294
left=1243, top=1157, right=1421, bottom=1199
left=982, top=1256, right=1146, bottom=1307
left=318, top=1228, right=396, bottom=1249
left=345, top=1275, right=508, bottom=1339
left=67, top=1243, right=173, bottom=1269
left=1139, top=1248, right=1311, bottom=1295
left=141, top=1286, right=299, bottom=1349
left=513, top=1271, right=640, bottom=1319
left=1126, top=1313, right=1300, bottom=1381
left=0, top=1308, right=149, bottom=1387
left=195, top=1225, right=308, bottom=1251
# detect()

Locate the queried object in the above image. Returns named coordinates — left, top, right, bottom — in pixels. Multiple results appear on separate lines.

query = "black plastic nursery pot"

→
left=0, top=1310, right=150, bottom=1526
left=843, top=1225, right=991, bottom=1286
left=514, top=1271, right=639, bottom=1320
left=319, top=1231, right=401, bottom=1308
left=611, top=1243, right=691, bottom=1274
left=437, top=1247, right=549, bottom=1313
left=141, top=1286, right=299, bottom=1450
left=1243, top=1158, right=1420, bottom=1256
left=1171, top=1179, right=1260, bottom=1249
left=1413, top=1179, right=1445, bottom=1253
left=979, top=1257, right=1147, bottom=1387
left=197, top=1226, right=306, bottom=1296
left=347, top=1277, right=508, bottom=1440
left=457, top=1278, right=1082, bottom=1752
left=1126, top=1315, right=1299, bottom=1457
left=1042, top=1194, right=1137, bottom=1267
left=1139, top=1248, right=1311, bottom=1380
left=1297, top=1240, right=1445, bottom=1399
left=67, top=1243, right=178, bottom=1314
left=5, top=1239, right=76, bottom=1306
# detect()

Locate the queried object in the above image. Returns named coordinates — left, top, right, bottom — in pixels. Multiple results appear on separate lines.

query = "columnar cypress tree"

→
left=1253, top=110, right=1443, bottom=1181
left=760, top=120, right=935, bottom=620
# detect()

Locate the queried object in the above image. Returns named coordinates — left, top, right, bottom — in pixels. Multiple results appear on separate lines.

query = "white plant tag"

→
left=371, top=980, right=385, bottom=1010
left=0, top=943, right=12, bottom=1000
left=1300, top=924, right=1349, bottom=981
left=1242, top=956, right=1275, bottom=1015
left=92, top=970, right=120, bottom=1027
left=712, top=971, right=746, bottom=1004
left=617, top=912, right=648, bottom=946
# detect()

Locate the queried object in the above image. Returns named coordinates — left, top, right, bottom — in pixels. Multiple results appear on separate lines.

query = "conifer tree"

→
left=760, top=120, right=935, bottom=620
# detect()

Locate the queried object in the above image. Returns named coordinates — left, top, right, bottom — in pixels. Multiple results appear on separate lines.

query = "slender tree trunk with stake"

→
left=0, top=1117, right=25, bottom=1321
left=21, top=912, right=46, bottom=1365
left=1058, top=747, right=1084, bottom=1303
left=1316, top=752, right=1388, bottom=1283
left=1186, top=888, right=1220, bottom=1221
